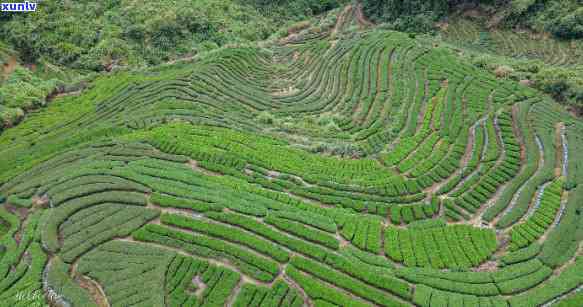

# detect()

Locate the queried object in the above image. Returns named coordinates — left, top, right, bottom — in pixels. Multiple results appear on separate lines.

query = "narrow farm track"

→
left=76, top=274, right=110, bottom=307
left=331, top=5, right=353, bottom=37
left=489, top=134, right=544, bottom=226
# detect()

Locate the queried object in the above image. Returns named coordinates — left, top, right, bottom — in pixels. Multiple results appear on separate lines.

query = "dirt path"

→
left=117, top=236, right=275, bottom=287
left=2, top=55, right=18, bottom=81
left=165, top=54, right=198, bottom=66
left=542, top=284, right=583, bottom=307
left=375, top=48, right=396, bottom=126
left=355, top=3, right=374, bottom=29
left=46, top=90, right=83, bottom=103
left=41, top=254, right=110, bottom=307
left=415, top=69, right=430, bottom=135
left=446, top=117, right=489, bottom=197
left=360, top=46, right=387, bottom=125
left=479, top=110, right=528, bottom=227
left=519, top=181, right=551, bottom=223
left=76, top=274, right=110, bottom=307
left=511, top=104, right=527, bottom=162
left=560, top=123, right=568, bottom=177
left=490, top=134, right=544, bottom=226
left=119, top=235, right=273, bottom=307
left=468, top=115, right=506, bottom=225
left=331, top=5, right=353, bottom=37
left=460, top=110, right=528, bottom=229
left=539, top=190, right=568, bottom=243
left=536, top=122, right=570, bottom=242
left=188, top=160, right=223, bottom=177
left=555, top=123, right=564, bottom=177
left=282, top=266, right=314, bottom=307
left=426, top=116, right=484, bottom=195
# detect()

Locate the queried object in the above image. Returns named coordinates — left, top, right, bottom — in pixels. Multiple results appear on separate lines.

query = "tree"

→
left=550, top=8, right=583, bottom=39
left=361, top=0, right=449, bottom=33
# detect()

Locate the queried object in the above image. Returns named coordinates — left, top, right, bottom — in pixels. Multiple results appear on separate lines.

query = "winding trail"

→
left=282, top=266, right=314, bottom=307
left=1, top=55, right=18, bottom=80
left=428, top=116, right=485, bottom=195
left=354, top=3, right=374, bottom=28
left=560, top=123, right=568, bottom=177
left=331, top=5, right=353, bottom=37
left=76, top=274, right=109, bottom=307
left=42, top=258, right=71, bottom=307
left=489, top=135, right=544, bottom=226
left=448, top=116, right=489, bottom=197
left=521, top=181, right=552, bottom=223
left=542, top=284, right=583, bottom=307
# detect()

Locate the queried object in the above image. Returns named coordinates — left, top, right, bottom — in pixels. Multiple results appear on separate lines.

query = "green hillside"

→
left=0, top=3, right=582, bottom=307
left=1, top=0, right=345, bottom=70
left=0, top=0, right=347, bottom=131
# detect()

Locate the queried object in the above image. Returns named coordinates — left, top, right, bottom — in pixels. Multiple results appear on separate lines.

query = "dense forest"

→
left=362, top=0, right=583, bottom=39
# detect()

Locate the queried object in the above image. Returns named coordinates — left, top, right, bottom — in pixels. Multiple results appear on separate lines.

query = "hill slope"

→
left=0, top=6, right=582, bottom=307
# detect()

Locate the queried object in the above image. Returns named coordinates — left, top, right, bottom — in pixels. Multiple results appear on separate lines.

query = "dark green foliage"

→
left=521, top=1, right=583, bottom=39
left=361, top=0, right=448, bottom=33
left=0, top=0, right=344, bottom=71
left=248, top=0, right=345, bottom=18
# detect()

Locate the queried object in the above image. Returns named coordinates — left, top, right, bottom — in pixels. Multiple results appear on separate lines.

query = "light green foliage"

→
left=386, top=224, right=497, bottom=269
left=0, top=66, right=58, bottom=109
left=0, top=66, right=59, bottom=128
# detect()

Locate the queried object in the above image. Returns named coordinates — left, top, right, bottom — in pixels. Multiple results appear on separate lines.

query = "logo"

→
left=1, top=2, right=37, bottom=12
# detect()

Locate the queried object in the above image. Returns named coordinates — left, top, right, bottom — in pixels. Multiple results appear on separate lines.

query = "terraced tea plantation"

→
left=441, top=17, right=583, bottom=66
left=0, top=8, right=582, bottom=307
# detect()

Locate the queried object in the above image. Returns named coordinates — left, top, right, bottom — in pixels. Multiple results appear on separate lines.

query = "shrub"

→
left=495, top=65, right=514, bottom=79
left=257, top=111, right=276, bottom=125
left=0, top=106, right=24, bottom=128
left=287, top=21, right=311, bottom=34
left=548, top=7, right=583, bottom=39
